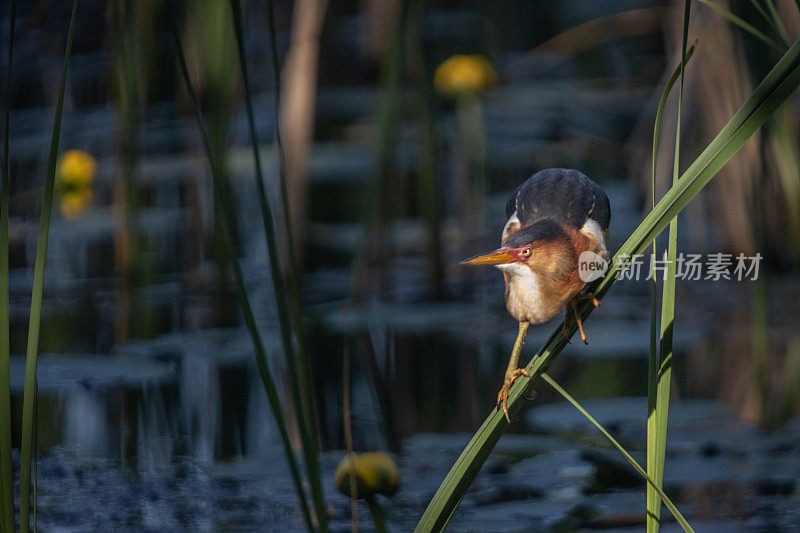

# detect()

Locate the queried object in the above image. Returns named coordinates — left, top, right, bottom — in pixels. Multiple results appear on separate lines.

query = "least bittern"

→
left=462, top=168, right=610, bottom=421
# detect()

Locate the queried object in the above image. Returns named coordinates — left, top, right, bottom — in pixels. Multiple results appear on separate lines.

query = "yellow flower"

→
left=56, top=150, right=95, bottom=220
left=57, top=150, right=96, bottom=191
left=60, top=189, right=93, bottom=221
left=334, top=452, right=399, bottom=498
left=433, top=54, right=497, bottom=98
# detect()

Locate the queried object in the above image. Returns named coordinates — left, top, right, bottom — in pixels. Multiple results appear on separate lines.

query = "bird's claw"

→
left=564, top=324, right=588, bottom=344
left=497, top=368, right=530, bottom=422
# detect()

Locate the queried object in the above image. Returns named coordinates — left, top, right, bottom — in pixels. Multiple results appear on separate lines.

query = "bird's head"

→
left=461, top=219, right=565, bottom=273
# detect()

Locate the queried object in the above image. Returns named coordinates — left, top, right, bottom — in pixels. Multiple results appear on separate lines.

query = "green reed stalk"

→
left=764, top=0, right=791, bottom=46
left=645, top=40, right=698, bottom=531
left=746, top=0, right=791, bottom=49
left=228, top=1, right=325, bottom=529
left=541, top=374, right=693, bottom=532
left=747, top=0, right=775, bottom=28
left=416, top=34, right=800, bottom=532
left=366, top=498, right=389, bottom=533
left=164, top=2, right=315, bottom=531
left=19, top=1, right=78, bottom=531
left=0, top=2, right=17, bottom=531
left=648, top=3, right=690, bottom=531
left=645, top=36, right=696, bottom=532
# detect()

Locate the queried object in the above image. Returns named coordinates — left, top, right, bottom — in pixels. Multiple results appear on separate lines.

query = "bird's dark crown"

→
left=502, top=218, right=564, bottom=248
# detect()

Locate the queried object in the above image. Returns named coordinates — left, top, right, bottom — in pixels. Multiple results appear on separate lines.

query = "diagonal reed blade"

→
left=20, top=1, right=79, bottom=531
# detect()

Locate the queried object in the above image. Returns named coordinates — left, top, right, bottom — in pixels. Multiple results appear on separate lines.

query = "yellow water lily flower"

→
left=334, top=452, right=399, bottom=498
left=56, top=150, right=96, bottom=220
left=57, top=150, right=96, bottom=191
left=60, top=189, right=94, bottom=221
left=434, top=54, right=497, bottom=98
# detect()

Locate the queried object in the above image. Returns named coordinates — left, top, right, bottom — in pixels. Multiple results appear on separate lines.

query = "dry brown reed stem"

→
left=360, top=0, right=403, bottom=61
left=279, top=0, right=329, bottom=261
left=505, top=7, right=667, bottom=76
left=778, top=0, right=800, bottom=41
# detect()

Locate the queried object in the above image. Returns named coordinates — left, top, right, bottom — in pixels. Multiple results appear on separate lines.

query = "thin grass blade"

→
left=415, top=35, right=800, bottom=532
left=764, top=0, right=792, bottom=46
left=746, top=0, right=790, bottom=48
left=699, top=0, right=781, bottom=50
left=541, top=374, right=693, bottom=533
left=646, top=38, right=695, bottom=532
left=646, top=273, right=659, bottom=528
left=649, top=4, right=690, bottom=530
left=228, top=1, right=325, bottom=529
left=0, top=2, right=17, bottom=531
left=164, top=2, right=316, bottom=531
left=19, top=1, right=78, bottom=530
left=747, top=0, right=774, bottom=28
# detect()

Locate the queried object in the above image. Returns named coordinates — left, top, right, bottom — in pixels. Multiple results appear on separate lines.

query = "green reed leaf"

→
left=648, top=3, right=690, bottom=530
left=20, top=1, right=78, bottom=531
left=0, top=1, right=17, bottom=531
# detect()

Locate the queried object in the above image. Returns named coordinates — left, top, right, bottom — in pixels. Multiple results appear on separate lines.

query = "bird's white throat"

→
left=495, top=262, right=527, bottom=275
left=496, top=263, right=550, bottom=323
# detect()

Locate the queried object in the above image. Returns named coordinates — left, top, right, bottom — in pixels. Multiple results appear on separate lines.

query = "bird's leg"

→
left=560, top=310, right=572, bottom=344
left=497, top=321, right=530, bottom=422
left=569, top=299, right=588, bottom=344
left=562, top=292, right=599, bottom=343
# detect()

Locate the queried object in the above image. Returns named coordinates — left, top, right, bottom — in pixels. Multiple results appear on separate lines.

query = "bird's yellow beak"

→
left=461, top=248, right=516, bottom=265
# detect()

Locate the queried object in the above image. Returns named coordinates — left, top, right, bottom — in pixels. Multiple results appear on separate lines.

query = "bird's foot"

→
left=574, top=315, right=588, bottom=344
left=575, top=291, right=600, bottom=307
left=569, top=299, right=589, bottom=345
left=497, top=368, right=530, bottom=422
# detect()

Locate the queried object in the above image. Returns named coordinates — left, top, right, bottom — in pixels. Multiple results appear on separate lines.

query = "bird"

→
left=461, top=168, right=611, bottom=422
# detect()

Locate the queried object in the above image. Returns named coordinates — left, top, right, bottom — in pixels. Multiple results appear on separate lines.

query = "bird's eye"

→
left=522, top=248, right=531, bottom=256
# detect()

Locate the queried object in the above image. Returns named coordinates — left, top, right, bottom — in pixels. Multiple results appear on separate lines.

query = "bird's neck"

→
left=503, top=268, right=551, bottom=323
left=502, top=227, right=592, bottom=323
